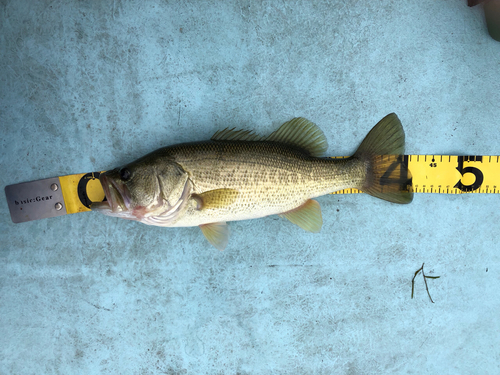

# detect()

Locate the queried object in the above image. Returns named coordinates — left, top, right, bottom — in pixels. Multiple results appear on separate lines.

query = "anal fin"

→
left=281, top=199, right=323, bottom=233
left=200, top=222, right=229, bottom=251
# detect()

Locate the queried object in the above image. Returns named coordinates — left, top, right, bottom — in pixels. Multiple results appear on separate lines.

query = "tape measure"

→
left=5, top=155, right=499, bottom=223
left=332, top=155, right=499, bottom=195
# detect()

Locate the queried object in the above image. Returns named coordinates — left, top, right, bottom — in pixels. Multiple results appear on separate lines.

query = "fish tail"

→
left=353, top=113, right=413, bottom=204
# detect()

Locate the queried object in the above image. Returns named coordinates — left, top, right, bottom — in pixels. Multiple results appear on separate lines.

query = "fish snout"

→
left=98, top=173, right=130, bottom=212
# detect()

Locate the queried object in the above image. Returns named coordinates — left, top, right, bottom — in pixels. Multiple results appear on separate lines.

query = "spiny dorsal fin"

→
left=211, top=128, right=262, bottom=142
left=199, top=222, right=229, bottom=251
left=211, top=118, right=327, bottom=157
left=281, top=199, right=323, bottom=233
left=265, top=118, right=328, bottom=157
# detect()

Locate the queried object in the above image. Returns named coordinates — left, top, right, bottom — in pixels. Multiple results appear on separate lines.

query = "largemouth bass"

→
left=92, top=113, right=413, bottom=250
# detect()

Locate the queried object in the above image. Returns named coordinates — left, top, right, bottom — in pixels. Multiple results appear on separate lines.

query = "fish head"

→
left=92, top=154, right=191, bottom=224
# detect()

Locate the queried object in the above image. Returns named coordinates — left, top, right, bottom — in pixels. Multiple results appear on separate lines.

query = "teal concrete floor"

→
left=1, top=1, right=499, bottom=373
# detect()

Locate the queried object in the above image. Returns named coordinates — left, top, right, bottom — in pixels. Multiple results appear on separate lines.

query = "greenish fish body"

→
left=92, top=114, right=413, bottom=250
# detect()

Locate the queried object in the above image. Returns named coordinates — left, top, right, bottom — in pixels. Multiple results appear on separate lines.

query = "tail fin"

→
left=353, top=113, right=413, bottom=204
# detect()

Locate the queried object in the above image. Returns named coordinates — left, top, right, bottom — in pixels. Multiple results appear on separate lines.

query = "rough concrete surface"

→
left=1, top=1, right=499, bottom=374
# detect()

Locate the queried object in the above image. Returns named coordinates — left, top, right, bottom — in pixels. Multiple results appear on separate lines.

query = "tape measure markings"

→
left=56, top=154, right=500, bottom=216
left=333, top=154, right=499, bottom=195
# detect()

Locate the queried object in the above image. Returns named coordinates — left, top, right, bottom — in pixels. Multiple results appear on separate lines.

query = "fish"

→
left=91, top=113, right=413, bottom=250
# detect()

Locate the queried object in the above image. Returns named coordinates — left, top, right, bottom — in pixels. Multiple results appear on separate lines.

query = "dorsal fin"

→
left=211, top=118, right=327, bottom=157
left=265, top=117, right=328, bottom=157
left=211, top=128, right=262, bottom=142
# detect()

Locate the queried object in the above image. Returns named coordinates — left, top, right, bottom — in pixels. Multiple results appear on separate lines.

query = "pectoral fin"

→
left=281, top=199, right=323, bottom=233
left=200, top=222, right=229, bottom=251
left=193, top=189, right=240, bottom=210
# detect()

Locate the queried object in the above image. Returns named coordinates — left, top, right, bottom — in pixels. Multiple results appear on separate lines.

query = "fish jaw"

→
left=91, top=173, right=138, bottom=219
left=101, top=174, right=131, bottom=211
left=91, top=170, right=192, bottom=225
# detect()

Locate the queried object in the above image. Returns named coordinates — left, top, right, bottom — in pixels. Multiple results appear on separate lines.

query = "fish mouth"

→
left=91, top=174, right=131, bottom=213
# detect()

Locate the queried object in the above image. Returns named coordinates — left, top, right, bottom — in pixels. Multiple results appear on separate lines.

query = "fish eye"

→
left=119, top=168, right=131, bottom=181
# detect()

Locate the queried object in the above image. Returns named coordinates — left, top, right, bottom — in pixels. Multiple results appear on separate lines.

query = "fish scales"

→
left=92, top=114, right=413, bottom=250
left=165, top=141, right=366, bottom=226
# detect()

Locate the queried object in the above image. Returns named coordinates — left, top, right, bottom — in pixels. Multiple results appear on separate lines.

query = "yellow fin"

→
left=354, top=113, right=413, bottom=204
left=281, top=199, right=323, bottom=233
left=193, top=189, right=240, bottom=210
left=199, top=222, right=229, bottom=251
left=265, top=117, right=328, bottom=157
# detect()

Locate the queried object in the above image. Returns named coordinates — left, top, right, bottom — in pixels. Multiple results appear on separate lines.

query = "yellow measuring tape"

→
left=60, top=155, right=499, bottom=215
left=59, top=172, right=106, bottom=214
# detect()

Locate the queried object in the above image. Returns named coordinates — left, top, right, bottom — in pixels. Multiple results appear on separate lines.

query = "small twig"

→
left=411, top=263, right=440, bottom=303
